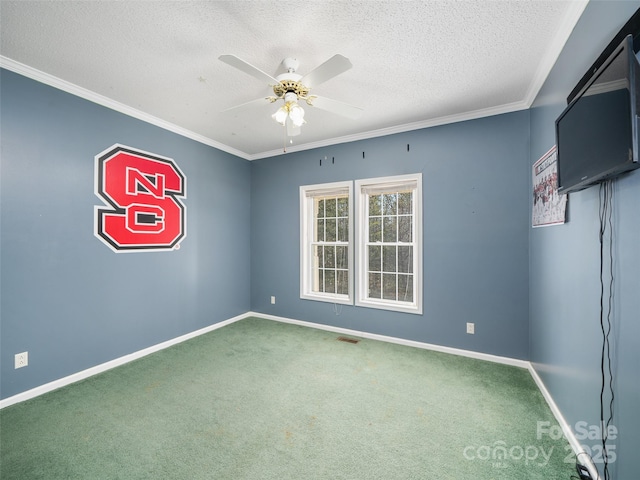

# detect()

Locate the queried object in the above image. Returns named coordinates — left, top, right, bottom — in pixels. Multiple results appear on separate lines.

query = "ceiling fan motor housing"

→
left=274, top=65, right=308, bottom=99
left=273, top=79, right=309, bottom=99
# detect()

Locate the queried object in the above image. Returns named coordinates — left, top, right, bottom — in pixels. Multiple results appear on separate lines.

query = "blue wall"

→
left=530, top=2, right=640, bottom=479
left=0, top=69, right=252, bottom=399
left=250, top=111, right=531, bottom=359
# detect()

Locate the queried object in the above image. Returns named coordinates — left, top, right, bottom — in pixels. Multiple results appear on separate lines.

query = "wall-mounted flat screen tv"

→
left=555, top=34, right=640, bottom=195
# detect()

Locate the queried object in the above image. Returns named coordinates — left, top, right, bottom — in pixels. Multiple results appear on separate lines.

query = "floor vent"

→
left=336, top=336, right=359, bottom=344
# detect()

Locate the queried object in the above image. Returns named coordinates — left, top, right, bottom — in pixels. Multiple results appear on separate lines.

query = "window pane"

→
left=324, top=246, right=335, bottom=268
left=369, top=272, right=381, bottom=298
left=383, top=245, right=397, bottom=272
left=337, top=217, right=349, bottom=242
left=316, top=198, right=325, bottom=217
left=369, top=217, right=381, bottom=242
left=316, top=219, right=324, bottom=242
left=337, top=197, right=348, bottom=217
left=383, top=193, right=397, bottom=215
left=383, top=273, right=397, bottom=300
left=325, top=218, right=337, bottom=242
left=383, top=216, right=397, bottom=242
left=398, top=246, right=413, bottom=273
left=398, top=216, right=412, bottom=243
left=369, top=194, right=382, bottom=216
left=325, top=270, right=336, bottom=294
left=316, top=245, right=324, bottom=267
left=398, top=192, right=412, bottom=214
left=369, top=245, right=381, bottom=272
left=398, top=274, right=413, bottom=302
left=326, top=198, right=337, bottom=218
left=337, top=270, right=349, bottom=295
left=315, top=269, right=324, bottom=293
left=336, top=245, right=347, bottom=269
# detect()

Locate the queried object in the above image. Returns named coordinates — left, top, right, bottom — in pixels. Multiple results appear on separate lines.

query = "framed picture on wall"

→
left=532, top=146, right=567, bottom=227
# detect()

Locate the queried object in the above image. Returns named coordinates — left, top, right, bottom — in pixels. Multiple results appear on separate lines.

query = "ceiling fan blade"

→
left=300, top=54, right=352, bottom=88
left=219, top=54, right=279, bottom=85
left=309, top=95, right=363, bottom=120
left=221, top=97, right=272, bottom=113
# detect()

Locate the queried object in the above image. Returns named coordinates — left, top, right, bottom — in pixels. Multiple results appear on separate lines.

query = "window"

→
left=300, top=174, right=421, bottom=314
left=300, top=182, right=353, bottom=304
left=356, top=174, right=422, bottom=314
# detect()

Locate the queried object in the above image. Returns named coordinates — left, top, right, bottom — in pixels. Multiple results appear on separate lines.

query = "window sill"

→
left=300, top=292, right=353, bottom=305
left=355, top=298, right=422, bottom=315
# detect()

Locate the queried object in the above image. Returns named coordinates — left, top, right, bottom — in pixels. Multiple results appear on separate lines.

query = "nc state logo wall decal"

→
left=94, top=144, right=186, bottom=252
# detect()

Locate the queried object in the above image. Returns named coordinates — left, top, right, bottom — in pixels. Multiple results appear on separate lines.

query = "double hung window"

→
left=300, top=174, right=421, bottom=314
left=355, top=174, right=422, bottom=314
left=299, top=182, right=353, bottom=304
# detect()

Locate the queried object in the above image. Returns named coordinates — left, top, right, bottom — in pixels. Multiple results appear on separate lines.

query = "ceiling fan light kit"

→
left=271, top=92, right=306, bottom=131
left=272, top=91, right=305, bottom=124
left=219, top=53, right=363, bottom=145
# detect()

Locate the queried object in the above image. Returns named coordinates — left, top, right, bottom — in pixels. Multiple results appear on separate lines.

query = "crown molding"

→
left=1, top=55, right=531, bottom=162
left=0, top=56, right=251, bottom=160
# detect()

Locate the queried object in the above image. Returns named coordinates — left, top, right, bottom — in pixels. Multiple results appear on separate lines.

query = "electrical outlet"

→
left=15, top=352, right=28, bottom=369
left=466, top=323, right=475, bottom=334
left=270, top=296, right=276, bottom=305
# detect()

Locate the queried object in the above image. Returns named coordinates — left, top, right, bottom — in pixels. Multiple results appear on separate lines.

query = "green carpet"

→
left=0, top=317, right=575, bottom=479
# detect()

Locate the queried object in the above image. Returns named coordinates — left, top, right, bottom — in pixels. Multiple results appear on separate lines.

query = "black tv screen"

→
left=555, top=35, right=640, bottom=194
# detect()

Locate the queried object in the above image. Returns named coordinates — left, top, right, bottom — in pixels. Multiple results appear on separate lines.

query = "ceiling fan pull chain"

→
left=282, top=125, right=287, bottom=153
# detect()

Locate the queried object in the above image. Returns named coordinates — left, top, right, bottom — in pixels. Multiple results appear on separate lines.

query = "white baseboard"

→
left=0, top=312, right=251, bottom=409
left=250, top=311, right=530, bottom=368
left=2, top=309, right=598, bottom=480
left=527, top=364, right=602, bottom=480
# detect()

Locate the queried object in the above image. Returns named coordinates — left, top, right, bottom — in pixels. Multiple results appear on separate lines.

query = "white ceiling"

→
left=1, top=0, right=588, bottom=160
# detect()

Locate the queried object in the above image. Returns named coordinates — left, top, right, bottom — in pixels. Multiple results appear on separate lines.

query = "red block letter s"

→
left=95, top=145, right=186, bottom=252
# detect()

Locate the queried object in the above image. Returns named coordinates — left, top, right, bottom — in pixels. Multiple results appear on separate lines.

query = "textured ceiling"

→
left=0, top=1, right=588, bottom=159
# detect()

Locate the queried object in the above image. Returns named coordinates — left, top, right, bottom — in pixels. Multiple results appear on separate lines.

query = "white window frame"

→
left=300, top=181, right=353, bottom=305
left=355, top=173, right=423, bottom=315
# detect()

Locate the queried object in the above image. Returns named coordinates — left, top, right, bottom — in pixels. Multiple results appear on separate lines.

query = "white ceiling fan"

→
left=219, top=54, right=363, bottom=137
